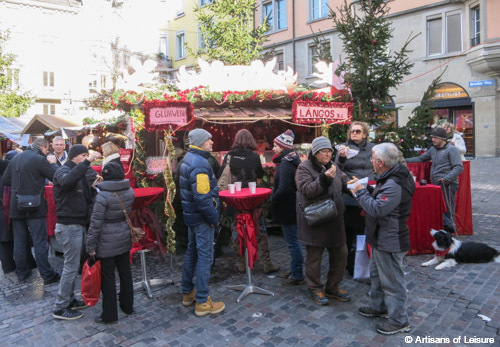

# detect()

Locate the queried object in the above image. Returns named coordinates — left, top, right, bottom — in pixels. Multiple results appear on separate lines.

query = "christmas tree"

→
left=326, top=0, right=417, bottom=144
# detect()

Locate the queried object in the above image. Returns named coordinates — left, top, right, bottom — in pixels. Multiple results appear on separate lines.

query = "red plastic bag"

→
left=80, top=257, right=101, bottom=306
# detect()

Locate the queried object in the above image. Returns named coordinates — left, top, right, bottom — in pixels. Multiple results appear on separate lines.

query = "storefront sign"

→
left=469, top=80, right=494, bottom=88
left=143, top=100, right=194, bottom=131
left=430, top=83, right=469, bottom=100
left=292, top=100, right=353, bottom=124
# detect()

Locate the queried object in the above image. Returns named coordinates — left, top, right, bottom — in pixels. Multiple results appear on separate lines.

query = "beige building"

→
left=253, top=0, right=500, bottom=157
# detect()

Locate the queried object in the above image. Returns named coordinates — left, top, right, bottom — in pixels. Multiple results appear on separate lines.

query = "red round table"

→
left=219, top=187, right=274, bottom=303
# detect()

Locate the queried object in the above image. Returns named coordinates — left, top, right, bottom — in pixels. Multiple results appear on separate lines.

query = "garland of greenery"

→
left=162, top=129, right=177, bottom=254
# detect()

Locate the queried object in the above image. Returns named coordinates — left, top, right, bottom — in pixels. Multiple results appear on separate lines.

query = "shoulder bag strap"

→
left=112, top=192, right=134, bottom=230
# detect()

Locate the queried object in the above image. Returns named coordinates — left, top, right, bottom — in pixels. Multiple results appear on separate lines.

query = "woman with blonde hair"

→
left=101, top=142, right=122, bottom=168
left=335, top=121, right=375, bottom=276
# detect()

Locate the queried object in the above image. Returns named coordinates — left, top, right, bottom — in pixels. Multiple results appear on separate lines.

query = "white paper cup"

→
left=248, top=182, right=257, bottom=194
left=234, top=181, right=242, bottom=191
left=413, top=176, right=417, bottom=182
left=228, top=184, right=235, bottom=194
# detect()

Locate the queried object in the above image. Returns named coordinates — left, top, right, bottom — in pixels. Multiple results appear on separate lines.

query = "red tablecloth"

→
left=129, top=187, right=164, bottom=258
left=407, top=161, right=473, bottom=235
left=45, top=185, right=57, bottom=237
left=219, top=188, right=272, bottom=269
left=407, top=183, right=446, bottom=255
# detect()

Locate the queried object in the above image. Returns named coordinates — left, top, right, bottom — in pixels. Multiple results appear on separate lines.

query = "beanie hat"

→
left=188, top=128, right=212, bottom=147
left=102, top=162, right=125, bottom=181
left=431, top=127, right=447, bottom=140
left=68, top=144, right=89, bottom=160
left=274, top=129, right=295, bottom=149
left=311, top=136, right=333, bottom=155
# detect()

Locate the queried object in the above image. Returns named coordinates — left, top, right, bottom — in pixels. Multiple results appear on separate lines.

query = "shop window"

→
left=470, top=5, right=480, bottom=47
left=426, top=11, right=462, bottom=56
left=309, top=0, right=329, bottom=21
left=43, top=104, right=56, bottom=115
left=176, top=31, right=186, bottom=60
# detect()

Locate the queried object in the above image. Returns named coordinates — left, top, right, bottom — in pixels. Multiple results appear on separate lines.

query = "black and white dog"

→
left=421, top=229, right=500, bottom=270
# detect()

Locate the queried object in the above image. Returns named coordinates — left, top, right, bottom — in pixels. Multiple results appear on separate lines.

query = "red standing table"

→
left=219, top=187, right=274, bottom=303
left=406, top=183, right=447, bottom=255
left=407, top=161, right=473, bottom=235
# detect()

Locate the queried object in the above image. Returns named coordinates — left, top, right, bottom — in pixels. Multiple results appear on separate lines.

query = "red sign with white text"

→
left=292, top=100, right=353, bottom=124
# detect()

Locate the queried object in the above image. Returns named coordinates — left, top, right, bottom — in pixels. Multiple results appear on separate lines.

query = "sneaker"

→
left=43, top=273, right=60, bottom=285
left=309, top=291, right=329, bottom=305
left=53, top=308, right=83, bottom=321
left=325, top=288, right=351, bottom=302
left=376, top=321, right=411, bottom=335
left=280, top=277, right=305, bottom=285
left=182, top=289, right=196, bottom=307
left=67, top=299, right=88, bottom=310
left=195, top=297, right=225, bottom=317
left=358, top=306, right=389, bottom=318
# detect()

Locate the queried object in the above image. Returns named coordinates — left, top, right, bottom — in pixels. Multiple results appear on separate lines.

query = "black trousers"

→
left=100, top=252, right=133, bottom=322
left=0, top=240, right=37, bottom=274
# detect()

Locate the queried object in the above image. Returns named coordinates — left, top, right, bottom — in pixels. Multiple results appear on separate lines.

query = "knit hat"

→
left=311, top=136, right=333, bottom=155
left=68, top=144, right=89, bottom=160
left=188, top=128, right=212, bottom=147
left=431, top=127, right=447, bottom=140
left=274, top=129, right=295, bottom=149
left=102, top=162, right=125, bottom=181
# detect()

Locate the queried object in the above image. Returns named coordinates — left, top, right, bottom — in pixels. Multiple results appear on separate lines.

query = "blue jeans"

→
left=53, top=224, right=84, bottom=311
left=13, top=218, right=57, bottom=281
left=181, top=223, right=214, bottom=304
left=438, top=182, right=458, bottom=229
left=281, top=224, right=304, bottom=280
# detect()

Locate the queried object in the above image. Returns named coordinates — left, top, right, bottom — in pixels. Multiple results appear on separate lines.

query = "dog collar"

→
left=435, top=248, right=450, bottom=257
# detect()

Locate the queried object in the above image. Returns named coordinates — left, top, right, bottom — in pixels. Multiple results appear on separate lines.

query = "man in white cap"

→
left=406, top=127, right=463, bottom=233
left=179, top=128, right=225, bottom=316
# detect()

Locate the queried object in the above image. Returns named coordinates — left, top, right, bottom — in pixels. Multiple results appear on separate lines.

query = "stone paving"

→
left=1, top=158, right=500, bottom=346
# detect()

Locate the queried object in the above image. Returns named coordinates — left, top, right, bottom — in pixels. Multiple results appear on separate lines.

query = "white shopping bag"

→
left=353, top=235, right=370, bottom=280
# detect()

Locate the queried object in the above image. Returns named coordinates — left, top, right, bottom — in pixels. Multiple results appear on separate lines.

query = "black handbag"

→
left=16, top=194, right=42, bottom=211
left=15, top=159, right=43, bottom=211
left=302, top=199, right=338, bottom=226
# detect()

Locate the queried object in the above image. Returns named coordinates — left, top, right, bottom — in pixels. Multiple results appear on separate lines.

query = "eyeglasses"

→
left=350, top=129, right=363, bottom=134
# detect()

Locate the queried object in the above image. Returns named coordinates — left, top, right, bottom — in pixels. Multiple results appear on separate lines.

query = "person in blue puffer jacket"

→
left=179, top=128, right=225, bottom=317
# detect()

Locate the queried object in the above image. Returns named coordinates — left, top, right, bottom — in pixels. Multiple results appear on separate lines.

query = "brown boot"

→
left=258, top=234, right=280, bottom=274
left=232, top=238, right=246, bottom=273
left=195, top=297, right=225, bottom=317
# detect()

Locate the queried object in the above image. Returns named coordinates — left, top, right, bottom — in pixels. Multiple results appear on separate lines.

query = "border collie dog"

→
left=422, top=229, right=500, bottom=270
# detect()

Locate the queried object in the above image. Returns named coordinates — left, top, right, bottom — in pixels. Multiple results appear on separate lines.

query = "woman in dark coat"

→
left=219, top=129, right=279, bottom=274
left=296, top=136, right=350, bottom=305
left=86, top=162, right=135, bottom=324
left=271, top=130, right=304, bottom=285
left=335, top=121, right=375, bottom=275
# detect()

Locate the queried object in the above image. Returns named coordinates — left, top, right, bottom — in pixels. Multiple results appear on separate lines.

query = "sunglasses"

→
left=350, top=129, right=363, bottom=134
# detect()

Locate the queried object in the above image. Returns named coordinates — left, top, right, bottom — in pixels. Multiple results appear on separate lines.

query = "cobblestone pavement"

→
left=1, top=158, right=500, bottom=346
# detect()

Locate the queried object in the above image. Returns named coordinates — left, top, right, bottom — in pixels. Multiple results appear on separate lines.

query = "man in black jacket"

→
left=2, top=138, right=60, bottom=283
left=52, top=144, right=101, bottom=320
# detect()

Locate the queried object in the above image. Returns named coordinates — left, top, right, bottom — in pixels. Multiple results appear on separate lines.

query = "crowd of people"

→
left=0, top=121, right=466, bottom=335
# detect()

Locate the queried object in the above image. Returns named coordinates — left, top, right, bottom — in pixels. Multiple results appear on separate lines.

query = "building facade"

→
left=165, top=0, right=499, bottom=157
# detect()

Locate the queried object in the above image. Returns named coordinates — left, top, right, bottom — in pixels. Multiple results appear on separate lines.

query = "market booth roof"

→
left=21, top=114, right=81, bottom=135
